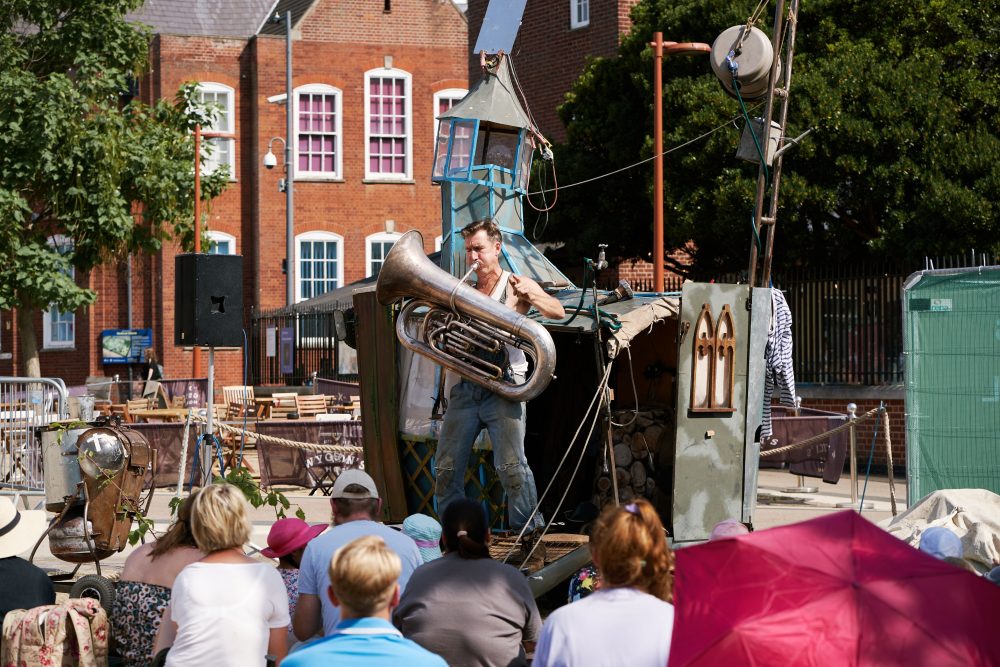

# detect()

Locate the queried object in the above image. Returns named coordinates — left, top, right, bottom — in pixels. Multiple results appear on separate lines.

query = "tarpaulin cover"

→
left=881, top=488, right=1000, bottom=574
left=670, top=510, right=1000, bottom=666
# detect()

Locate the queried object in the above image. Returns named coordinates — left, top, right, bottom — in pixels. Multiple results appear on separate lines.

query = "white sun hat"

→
left=0, top=497, right=49, bottom=558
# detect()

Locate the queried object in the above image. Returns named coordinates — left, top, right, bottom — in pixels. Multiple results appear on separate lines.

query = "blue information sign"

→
left=101, top=328, right=153, bottom=364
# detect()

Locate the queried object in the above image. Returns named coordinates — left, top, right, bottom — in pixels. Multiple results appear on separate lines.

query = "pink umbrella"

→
left=669, top=511, right=1000, bottom=666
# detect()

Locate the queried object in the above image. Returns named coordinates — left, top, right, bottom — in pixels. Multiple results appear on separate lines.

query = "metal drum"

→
left=40, top=425, right=89, bottom=512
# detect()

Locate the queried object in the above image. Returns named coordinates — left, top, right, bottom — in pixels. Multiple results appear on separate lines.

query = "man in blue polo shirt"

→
left=283, top=535, right=445, bottom=666
left=294, top=469, right=422, bottom=641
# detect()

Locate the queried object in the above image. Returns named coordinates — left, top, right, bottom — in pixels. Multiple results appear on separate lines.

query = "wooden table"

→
left=130, top=408, right=191, bottom=423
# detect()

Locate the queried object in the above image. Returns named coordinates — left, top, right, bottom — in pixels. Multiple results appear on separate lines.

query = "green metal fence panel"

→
left=904, top=267, right=1000, bottom=503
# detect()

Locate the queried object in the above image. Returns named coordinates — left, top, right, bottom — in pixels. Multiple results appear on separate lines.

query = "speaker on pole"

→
left=174, top=254, right=244, bottom=348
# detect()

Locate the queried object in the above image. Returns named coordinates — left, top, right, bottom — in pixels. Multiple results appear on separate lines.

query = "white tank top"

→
left=489, top=271, right=529, bottom=377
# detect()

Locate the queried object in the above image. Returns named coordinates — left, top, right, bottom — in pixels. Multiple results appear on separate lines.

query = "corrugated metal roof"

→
left=129, top=0, right=277, bottom=38
left=258, top=0, right=316, bottom=35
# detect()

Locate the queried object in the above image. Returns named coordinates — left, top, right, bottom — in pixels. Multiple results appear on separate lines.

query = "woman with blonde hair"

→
left=153, top=483, right=290, bottom=666
left=112, top=491, right=205, bottom=666
left=532, top=499, right=674, bottom=666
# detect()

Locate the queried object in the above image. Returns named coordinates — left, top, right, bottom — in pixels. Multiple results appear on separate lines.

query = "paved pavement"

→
left=14, top=466, right=907, bottom=580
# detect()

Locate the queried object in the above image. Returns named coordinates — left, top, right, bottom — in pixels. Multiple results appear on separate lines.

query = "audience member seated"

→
left=709, top=518, right=750, bottom=540
left=0, top=498, right=54, bottom=629
left=401, top=513, right=443, bottom=564
left=262, top=517, right=326, bottom=649
left=394, top=499, right=541, bottom=667
left=282, top=536, right=446, bottom=667
left=533, top=499, right=674, bottom=667
left=153, top=483, right=289, bottom=666
left=113, top=492, right=205, bottom=667
left=294, top=470, right=421, bottom=641
left=918, top=526, right=963, bottom=560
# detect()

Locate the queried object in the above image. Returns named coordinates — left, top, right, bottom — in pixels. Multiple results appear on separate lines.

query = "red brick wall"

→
left=467, top=0, right=639, bottom=142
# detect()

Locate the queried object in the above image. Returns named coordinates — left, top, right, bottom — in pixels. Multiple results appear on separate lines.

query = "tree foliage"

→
left=0, top=0, right=228, bottom=371
left=540, top=0, right=1000, bottom=278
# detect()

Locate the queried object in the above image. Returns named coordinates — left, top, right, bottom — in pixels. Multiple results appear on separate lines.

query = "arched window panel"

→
left=690, top=304, right=715, bottom=411
left=712, top=304, right=736, bottom=411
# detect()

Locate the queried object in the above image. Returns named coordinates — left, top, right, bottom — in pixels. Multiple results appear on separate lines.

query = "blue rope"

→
left=858, top=402, right=884, bottom=513
left=188, top=433, right=224, bottom=489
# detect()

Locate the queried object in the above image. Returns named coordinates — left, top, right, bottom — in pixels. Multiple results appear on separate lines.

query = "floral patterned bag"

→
left=1, top=597, right=109, bottom=667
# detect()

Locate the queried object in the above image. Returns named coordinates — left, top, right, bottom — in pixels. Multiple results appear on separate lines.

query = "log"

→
left=616, top=467, right=631, bottom=488
left=596, top=476, right=612, bottom=493
left=630, top=461, right=647, bottom=487
left=614, top=443, right=633, bottom=468
left=645, top=478, right=655, bottom=496
left=630, top=435, right=649, bottom=460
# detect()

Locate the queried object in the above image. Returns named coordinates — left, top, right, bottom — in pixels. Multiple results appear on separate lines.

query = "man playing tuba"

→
left=434, top=219, right=565, bottom=536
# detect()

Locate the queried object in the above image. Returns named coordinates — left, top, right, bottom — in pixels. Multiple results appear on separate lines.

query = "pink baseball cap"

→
left=261, top=518, right=326, bottom=559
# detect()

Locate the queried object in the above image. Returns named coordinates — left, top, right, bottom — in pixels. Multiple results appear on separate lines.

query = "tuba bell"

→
left=376, top=230, right=556, bottom=402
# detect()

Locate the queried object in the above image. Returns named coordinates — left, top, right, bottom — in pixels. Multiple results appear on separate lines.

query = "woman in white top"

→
left=533, top=499, right=675, bottom=667
left=153, top=483, right=290, bottom=666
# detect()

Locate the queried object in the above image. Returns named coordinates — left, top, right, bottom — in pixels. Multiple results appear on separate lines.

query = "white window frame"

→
left=294, top=84, right=343, bottom=180
left=432, top=87, right=468, bottom=142
left=206, top=230, right=236, bottom=255
left=364, top=68, right=413, bottom=181
left=365, top=232, right=402, bottom=278
left=43, top=235, right=75, bottom=350
left=295, top=231, right=344, bottom=303
left=196, top=82, right=236, bottom=179
left=570, top=0, right=589, bottom=29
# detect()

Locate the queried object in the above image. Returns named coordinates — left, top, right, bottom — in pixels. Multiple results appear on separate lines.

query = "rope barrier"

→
left=184, top=414, right=364, bottom=455
left=758, top=406, right=884, bottom=457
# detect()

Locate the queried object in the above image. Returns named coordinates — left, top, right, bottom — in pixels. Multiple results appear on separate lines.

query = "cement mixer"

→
left=32, top=417, right=155, bottom=610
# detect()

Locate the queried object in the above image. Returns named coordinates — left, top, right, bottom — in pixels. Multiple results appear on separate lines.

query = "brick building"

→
left=466, top=0, right=639, bottom=144
left=0, top=0, right=469, bottom=389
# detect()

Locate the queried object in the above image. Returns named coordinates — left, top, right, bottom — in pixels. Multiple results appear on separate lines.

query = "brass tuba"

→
left=376, top=230, right=556, bottom=402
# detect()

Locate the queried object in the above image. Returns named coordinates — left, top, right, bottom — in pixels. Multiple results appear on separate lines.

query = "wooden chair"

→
left=270, top=393, right=299, bottom=419
left=223, top=386, right=255, bottom=419
left=125, top=398, right=152, bottom=423
left=295, top=394, right=329, bottom=418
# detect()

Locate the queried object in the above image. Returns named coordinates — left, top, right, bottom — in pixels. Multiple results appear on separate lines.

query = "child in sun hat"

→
left=402, top=514, right=443, bottom=563
left=263, top=518, right=327, bottom=646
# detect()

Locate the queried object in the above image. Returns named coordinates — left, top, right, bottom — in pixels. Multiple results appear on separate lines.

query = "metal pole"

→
left=285, top=10, right=295, bottom=307
left=193, top=124, right=203, bottom=379
left=836, top=402, right=872, bottom=509
left=204, top=346, right=215, bottom=480
left=651, top=33, right=664, bottom=293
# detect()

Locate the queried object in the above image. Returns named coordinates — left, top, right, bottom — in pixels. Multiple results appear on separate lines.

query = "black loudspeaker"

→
left=174, top=253, right=244, bottom=348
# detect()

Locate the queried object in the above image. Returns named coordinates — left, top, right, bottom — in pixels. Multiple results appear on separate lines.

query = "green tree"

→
left=543, top=0, right=1000, bottom=279
left=0, top=0, right=228, bottom=375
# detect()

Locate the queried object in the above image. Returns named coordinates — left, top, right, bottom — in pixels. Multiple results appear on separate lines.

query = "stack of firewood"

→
left=594, top=408, right=670, bottom=509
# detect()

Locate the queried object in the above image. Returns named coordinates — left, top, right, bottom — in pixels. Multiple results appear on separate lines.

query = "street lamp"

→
left=650, top=33, right=711, bottom=293
left=267, top=10, right=294, bottom=307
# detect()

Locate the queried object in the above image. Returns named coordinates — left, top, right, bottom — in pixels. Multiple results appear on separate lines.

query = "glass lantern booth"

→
left=432, top=54, right=570, bottom=288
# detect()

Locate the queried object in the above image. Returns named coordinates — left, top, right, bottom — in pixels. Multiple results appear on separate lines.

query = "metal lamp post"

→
left=267, top=10, right=295, bottom=307
left=650, top=34, right=710, bottom=293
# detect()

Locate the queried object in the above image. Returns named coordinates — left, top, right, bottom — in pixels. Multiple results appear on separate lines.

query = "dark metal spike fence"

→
left=250, top=303, right=359, bottom=386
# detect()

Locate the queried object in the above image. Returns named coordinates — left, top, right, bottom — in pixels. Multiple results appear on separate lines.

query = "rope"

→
left=185, top=414, right=363, bottom=455
left=883, top=409, right=898, bottom=516
left=758, top=406, right=883, bottom=457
